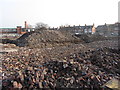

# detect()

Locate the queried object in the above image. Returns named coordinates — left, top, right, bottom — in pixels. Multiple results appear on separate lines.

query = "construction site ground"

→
left=1, top=30, right=120, bottom=89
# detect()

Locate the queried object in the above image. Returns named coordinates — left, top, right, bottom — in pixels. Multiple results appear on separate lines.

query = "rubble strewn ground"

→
left=1, top=30, right=120, bottom=89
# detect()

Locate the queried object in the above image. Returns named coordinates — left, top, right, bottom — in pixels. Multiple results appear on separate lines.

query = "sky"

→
left=0, top=0, right=120, bottom=28
left=118, top=1, right=120, bottom=22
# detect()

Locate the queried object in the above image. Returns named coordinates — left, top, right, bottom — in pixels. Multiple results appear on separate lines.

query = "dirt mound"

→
left=75, top=34, right=118, bottom=43
left=16, top=30, right=82, bottom=48
left=0, top=39, right=14, bottom=44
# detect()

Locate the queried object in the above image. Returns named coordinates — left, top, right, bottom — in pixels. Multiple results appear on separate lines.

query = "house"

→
left=59, top=24, right=96, bottom=34
left=96, top=23, right=119, bottom=36
left=49, top=27, right=58, bottom=30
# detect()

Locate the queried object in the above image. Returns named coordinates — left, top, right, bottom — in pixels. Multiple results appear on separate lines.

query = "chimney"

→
left=25, top=21, right=27, bottom=29
left=17, top=26, right=22, bottom=34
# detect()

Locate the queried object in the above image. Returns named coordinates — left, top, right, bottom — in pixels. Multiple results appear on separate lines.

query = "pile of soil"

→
left=75, top=34, right=118, bottom=43
left=0, top=39, right=14, bottom=44
left=16, top=30, right=82, bottom=48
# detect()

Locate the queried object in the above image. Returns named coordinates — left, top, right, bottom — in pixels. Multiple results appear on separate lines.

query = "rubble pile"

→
left=2, top=46, right=120, bottom=89
left=89, top=48, right=120, bottom=75
left=1, top=30, right=119, bottom=89
left=16, top=30, right=82, bottom=47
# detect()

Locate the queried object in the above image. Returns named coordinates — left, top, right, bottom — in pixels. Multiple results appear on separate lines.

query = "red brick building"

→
left=0, top=21, right=34, bottom=34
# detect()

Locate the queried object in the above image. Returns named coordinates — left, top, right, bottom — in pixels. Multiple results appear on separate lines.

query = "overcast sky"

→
left=0, top=0, right=120, bottom=28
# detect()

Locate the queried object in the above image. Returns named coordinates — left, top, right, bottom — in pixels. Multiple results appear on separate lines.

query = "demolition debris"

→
left=1, top=30, right=120, bottom=89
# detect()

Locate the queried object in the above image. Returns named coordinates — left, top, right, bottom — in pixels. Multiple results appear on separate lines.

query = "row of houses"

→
left=0, top=22, right=120, bottom=37
left=56, top=23, right=119, bottom=36
left=57, top=24, right=96, bottom=34
left=96, top=23, right=119, bottom=36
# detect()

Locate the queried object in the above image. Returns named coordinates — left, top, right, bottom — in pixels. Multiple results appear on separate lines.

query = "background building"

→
left=59, top=24, right=96, bottom=35
left=96, top=23, right=119, bottom=36
left=0, top=21, right=34, bottom=35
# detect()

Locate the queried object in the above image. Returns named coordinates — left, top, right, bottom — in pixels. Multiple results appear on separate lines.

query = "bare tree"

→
left=35, top=22, right=48, bottom=31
